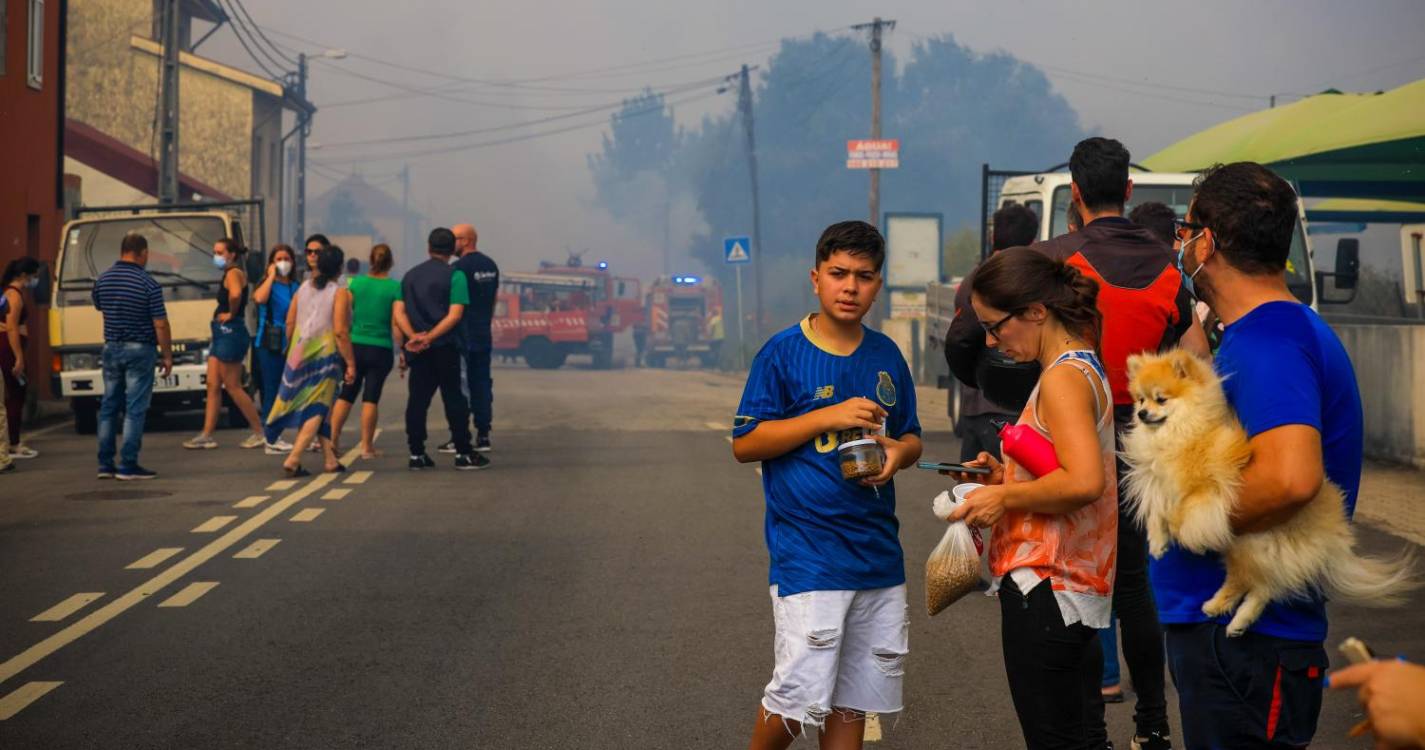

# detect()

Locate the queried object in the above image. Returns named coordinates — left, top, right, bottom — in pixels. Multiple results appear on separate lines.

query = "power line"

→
left=226, top=0, right=298, bottom=67
left=215, top=0, right=286, bottom=79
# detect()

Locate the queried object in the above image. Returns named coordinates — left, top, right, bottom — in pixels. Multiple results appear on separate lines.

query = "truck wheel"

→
left=73, top=398, right=99, bottom=435
left=523, top=338, right=563, bottom=370
left=699, top=352, right=718, bottom=369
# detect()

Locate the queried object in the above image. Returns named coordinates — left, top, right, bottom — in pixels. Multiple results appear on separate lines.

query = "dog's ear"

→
left=1126, top=354, right=1144, bottom=381
left=1171, top=351, right=1190, bottom=380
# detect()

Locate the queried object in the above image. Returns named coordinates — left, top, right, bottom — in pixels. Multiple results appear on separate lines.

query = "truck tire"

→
left=523, top=338, right=565, bottom=370
left=699, top=352, right=718, bottom=369
left=73, top=398, right=99, bottom=435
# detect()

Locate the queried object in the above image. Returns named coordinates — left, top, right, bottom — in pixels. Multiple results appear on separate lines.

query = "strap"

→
left=1033, top=351, right=1110, bottom=431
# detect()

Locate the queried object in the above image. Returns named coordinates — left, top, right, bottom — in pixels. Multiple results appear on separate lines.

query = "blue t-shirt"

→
left=734, top=316, right=922, bottom=595
left=256, top=280, right=298, bottom=339
left=1150, top=301, right=1363, bottom=642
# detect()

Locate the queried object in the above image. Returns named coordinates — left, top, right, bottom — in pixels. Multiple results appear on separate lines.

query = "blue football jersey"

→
left=734, top=315, right=921, bottom=595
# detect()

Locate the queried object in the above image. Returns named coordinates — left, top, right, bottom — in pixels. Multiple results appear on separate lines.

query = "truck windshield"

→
left=60, top=215, right=227, bottom=289
left=1049, top=185, right=1312, bottom=304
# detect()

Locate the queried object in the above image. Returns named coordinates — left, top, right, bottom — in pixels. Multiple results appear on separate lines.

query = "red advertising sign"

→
left=847, top=139, right=900, bottom=169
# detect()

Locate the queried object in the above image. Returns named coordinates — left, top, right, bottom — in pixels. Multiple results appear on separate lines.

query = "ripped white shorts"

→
left=762, top=584, right=908, bottom=728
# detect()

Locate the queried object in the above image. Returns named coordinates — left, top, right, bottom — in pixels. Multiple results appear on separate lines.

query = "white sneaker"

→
left=265, top=438, right=295, bottom=455
left=10, top=444, right=38, bottom=459
left=239, top=433, right=266, bottom=449
left=183, top=434, right=218, bottom=450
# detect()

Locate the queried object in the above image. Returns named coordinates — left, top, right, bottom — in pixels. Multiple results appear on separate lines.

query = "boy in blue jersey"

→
left=733, top=221, right=923, bottom=749
left=1159, top=162, right=1365, bottom=749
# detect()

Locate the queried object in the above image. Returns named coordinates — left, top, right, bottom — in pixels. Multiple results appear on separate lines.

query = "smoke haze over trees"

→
left=588, top=33, right=1086, bottom=335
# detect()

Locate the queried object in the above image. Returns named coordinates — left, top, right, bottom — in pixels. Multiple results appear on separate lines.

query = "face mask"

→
left=1176, top=231, right=1211, bottom=297
left=275, top=260, right=293, bottom=277
left=213, top=255, right=228, bottom=269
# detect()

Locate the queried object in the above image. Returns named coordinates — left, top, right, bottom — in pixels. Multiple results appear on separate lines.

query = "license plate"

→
left=156, top=374, right=180, bottom=389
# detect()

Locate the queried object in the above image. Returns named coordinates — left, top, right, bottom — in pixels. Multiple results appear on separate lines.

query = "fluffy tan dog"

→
left=1120, top=349, right=1417, bottom=636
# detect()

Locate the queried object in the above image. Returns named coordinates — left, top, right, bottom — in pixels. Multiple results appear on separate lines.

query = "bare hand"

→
left=12, top=357, right=23, bottom=377
left=1329, top=660, right=1425, bottom=749
left=861, top=434, right=908, bottom=488
left=948, top=483, right=1010, bottom=528
left=941, top=451, right=1006, bottom=486
left=404, top=333, right=430, bottom=353
left=820, top=397, right=887, bottom=433
left=159, top=355, right=174, bottom=378
left=344, top=364, right=356, bottom=384
left=398, top=354, right=408, bottom=378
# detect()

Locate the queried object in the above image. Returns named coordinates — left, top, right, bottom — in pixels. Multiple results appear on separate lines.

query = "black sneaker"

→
left=454, top=453, right=490, bottom=471
left=97, top=466, right=116, bottom=479
left=116, top=466, right=158, bottom=481
left=1131, top=732, right=1172, bottom=750
left=409, top=453, right=436, bottom=470
left=436, top=440, right=457, bottom=454
left=475, top=434, right=492, bottom=453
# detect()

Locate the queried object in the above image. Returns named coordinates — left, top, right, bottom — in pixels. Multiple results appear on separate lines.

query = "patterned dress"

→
left=265, top=280, right=342, bottom=441
left=986, top=349, right=1119, bottom=629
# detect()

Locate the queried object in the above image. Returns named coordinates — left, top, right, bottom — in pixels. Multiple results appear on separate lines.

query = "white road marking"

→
left=322, top=488, right=350, bottom=501
left=864, top=713, right=882, bottom=742
left=343, top=471, right=373, bottom=485
left=0, top=445, right=358, bottom=687
left=233, top=495, right=270, bottom=509
left=266, top=479, right=298, bottom=491
left=233, top=539, right=281, bottom=559
left=31, top=594, right=103, bottom=623
left=157, top=582, right=219, bottom=608
left=755, top=467, right=763, bottom=476
left=0, top=681, right=62, bottom=720
left=724, top=436, right=733, bottom=444
left=705, top=421, right=725, bottom=431
left=290, top=508, right=324, bottom=523
left=191, top=516, right=237, bottom=533
left=125, top=548, right=183, bottom=570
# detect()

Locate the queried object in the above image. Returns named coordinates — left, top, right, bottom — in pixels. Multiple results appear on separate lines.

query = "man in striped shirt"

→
left=91, top=232, right=172, bottom=480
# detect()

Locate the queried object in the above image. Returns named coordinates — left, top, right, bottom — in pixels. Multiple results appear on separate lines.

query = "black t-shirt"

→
left=401, top=257, right=469, bottom=349
left=453, top=251, right=500, bottom=349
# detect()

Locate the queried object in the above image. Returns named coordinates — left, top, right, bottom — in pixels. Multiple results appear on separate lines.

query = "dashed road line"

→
left=0, top=681, right=63, bottom=720
left=31, top=594, right=103, bottom=623
left=864, top=713, right=882, bottom=742
left=233, top=495, right=270, bottom=509
left=125, top=547, right=183, bottom=570
left=0, top=446, right=356, bottom=687
left=705, top=421, right=725, bottom=431
left=344, top=470, right=373, bottom=485
left=290, top=508, right=325, bottom=523
left=724, top=436, right=733, bottom=444
left=233, top=539, right=281, bottom=559
left=157, top=582, right=219, bottom=608
left=321, top=488, right=350, bottom=501
left=266, top=479, right=299, bottom=492
left=191, top=515, right=237, bottom=534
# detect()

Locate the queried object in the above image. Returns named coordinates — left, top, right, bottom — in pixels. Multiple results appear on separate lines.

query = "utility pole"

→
left=1270, top=94, right=1276, bottom=109
left=852, top=17, right=895, bottom=227
left=295, top=52, right=310, bottom=243
left=736, top=64, right=764, bottom=342
left=156, top=0, right=181, bottom=204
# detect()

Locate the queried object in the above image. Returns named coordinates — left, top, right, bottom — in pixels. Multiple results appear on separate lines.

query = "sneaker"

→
left=97, top=466, right=116, bottom=479
left=454, top=452, right=490, bottom=471
left=307, top=440, right=322, bottom=453
left=239, top=433, right=266, bottom=449
left=436, top=440, right=457, bottom=454
left=116, top=466, right=158, bottom=481
left=1131, top=732, right=1172, bottom=750
left=264, top=438, right=294, bottom=455
left=475, top=434, right=492, bottom=453
left=10, top=444, right=38, bottom=459
left=0, top=463, right=15, bottom=474
left=183, top=434, right=218, bottom=450
left=408, top=453, right=436, bottom=471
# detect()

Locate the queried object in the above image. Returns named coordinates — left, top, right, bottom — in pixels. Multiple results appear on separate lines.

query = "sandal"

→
left=1101, top=685, right=1125, bottom=704
left=324, top=463, right=347, bottom=474
left=283, top=464, right=311, bottom=478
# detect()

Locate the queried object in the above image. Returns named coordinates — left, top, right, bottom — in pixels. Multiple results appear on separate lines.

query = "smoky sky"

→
left=210, top=0, right=1425, bottom=274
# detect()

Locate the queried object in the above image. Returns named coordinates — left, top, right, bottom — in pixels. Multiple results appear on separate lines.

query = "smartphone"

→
left=917, top=461, right=991, bottom=475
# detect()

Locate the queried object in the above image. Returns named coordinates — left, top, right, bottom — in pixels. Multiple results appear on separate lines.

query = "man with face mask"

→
left=1154, top=162, right=1363, bottom=750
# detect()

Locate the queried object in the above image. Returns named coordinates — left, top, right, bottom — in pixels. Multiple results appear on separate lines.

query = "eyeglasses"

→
left=306, top=248, right=320, bottom=255
left=1173, top=219, right=1206, bottom=242
left=980, top=310, right=1018, bottom=339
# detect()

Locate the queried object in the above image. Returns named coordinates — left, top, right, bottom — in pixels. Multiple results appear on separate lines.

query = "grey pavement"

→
left=0, top=365, right=1421, bottom=748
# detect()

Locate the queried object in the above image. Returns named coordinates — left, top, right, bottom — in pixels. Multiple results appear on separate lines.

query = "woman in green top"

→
left=331, top=244, right=404, bottom=458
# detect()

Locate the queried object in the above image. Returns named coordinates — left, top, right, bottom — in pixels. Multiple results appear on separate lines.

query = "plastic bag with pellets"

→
left=926, top=489, right=985, bottom=616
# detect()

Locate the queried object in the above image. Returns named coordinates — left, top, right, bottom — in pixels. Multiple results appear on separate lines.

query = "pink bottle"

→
left=998, top=422, right=1061, bottom=478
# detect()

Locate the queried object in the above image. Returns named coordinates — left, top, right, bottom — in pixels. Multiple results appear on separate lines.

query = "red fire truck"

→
left=636, top=275, right=725, bottom=368
left=493, top=260, right=643, bottom=369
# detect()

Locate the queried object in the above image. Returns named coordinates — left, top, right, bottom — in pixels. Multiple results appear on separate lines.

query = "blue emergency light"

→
left=674, top=275, right=700, bottom=285
left=597, top=261, right=609, bottom=270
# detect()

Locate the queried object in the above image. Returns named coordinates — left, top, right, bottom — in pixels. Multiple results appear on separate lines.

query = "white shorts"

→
left=762, top=584, right=909, bottom=727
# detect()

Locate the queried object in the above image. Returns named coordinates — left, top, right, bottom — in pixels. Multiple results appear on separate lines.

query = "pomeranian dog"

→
left=1120, top=348, right=1417, bottom=636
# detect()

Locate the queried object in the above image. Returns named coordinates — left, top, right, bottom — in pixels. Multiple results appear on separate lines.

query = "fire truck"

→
left=492, top=259, right=643, bottom=369
left=637, top=275, right=725, bottom=368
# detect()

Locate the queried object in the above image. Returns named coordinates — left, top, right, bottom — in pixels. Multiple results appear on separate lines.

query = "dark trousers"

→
left=1107, top=426, right=1170, bottom=738
left=405, top=346, right=471, bottom=455
left=957, top=412, right=1008, bottom=462
left=1000, top=577, right=1105, bottom=750
left=1166, top=623, right=1327, bottom=750
left=255, top=345, right=285, bottom=421
left=0, top=335, right=24, bottom=445
left=460, top=347, right=493, bottom=436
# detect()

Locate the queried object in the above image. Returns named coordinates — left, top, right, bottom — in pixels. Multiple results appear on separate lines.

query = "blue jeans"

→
left=97, top=342, right=157, bottom=470
left=460, top=347, right=493, bottom=435
left=255, top=345, right=286, bottom=421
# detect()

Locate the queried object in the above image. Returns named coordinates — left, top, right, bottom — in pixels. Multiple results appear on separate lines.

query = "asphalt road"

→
left=0, top=363, right=1420, bottom=748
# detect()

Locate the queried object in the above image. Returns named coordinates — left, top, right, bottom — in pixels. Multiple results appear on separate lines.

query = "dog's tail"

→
left=1323, top=543, right=1421, bottom=607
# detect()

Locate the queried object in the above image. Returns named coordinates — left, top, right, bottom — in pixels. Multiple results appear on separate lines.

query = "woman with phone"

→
left=945, top=246, right=1118, bottom=750
left=252, top=244, right=300, bottom=453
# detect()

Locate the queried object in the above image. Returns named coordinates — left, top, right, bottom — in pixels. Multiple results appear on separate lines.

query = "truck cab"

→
left=639, top=275, right=725, bottom=368
left=50, top=205, right=258, bottom=433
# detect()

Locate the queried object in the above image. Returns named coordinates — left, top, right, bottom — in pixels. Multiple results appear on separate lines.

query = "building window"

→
left=27, top=0, right=45, bottom=89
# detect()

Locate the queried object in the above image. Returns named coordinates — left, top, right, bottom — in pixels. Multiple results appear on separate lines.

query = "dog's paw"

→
left=1225, top=623, right=1247, bottom=638
left=1201, top=597, right=1232, bottom=618
left=1148, top=538, right=1169, bottom=559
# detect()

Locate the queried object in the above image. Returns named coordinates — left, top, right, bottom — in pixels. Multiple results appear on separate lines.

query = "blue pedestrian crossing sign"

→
left=724, top=236, right=752, bottom=265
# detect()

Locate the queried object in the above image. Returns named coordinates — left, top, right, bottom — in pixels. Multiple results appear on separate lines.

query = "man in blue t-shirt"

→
left=1156, top=162, right=1364, bottom=749
left=733, top=221, right=923, bottom=749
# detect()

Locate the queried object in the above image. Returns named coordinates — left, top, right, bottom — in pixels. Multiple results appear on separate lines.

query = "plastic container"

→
left=838, top=438, right=884, bottom=480
left=998, top=422, right=1061, bottom=478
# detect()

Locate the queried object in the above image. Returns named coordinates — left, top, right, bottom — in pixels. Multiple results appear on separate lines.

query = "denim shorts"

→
left=210, top=320, right=251, bottom=363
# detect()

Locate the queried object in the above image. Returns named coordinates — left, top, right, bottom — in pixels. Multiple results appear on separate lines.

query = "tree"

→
left=325, top=189, right=377, bottom=237
left=588, top=89, right=678, bottom=223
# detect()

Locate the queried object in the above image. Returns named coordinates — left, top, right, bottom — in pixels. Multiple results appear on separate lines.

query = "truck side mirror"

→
left=1334, top=238, right=1359, bottom=290
left=33, top=262, right=53, bottom=306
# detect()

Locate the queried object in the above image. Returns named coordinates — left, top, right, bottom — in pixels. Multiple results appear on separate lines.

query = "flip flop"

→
left=283, top=465, right=311, bottom=478
left=324, top=463, right=347, bottom=474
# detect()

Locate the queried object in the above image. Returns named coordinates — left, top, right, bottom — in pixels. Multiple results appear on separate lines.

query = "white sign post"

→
left=724, top=236, right=752, bottom=369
